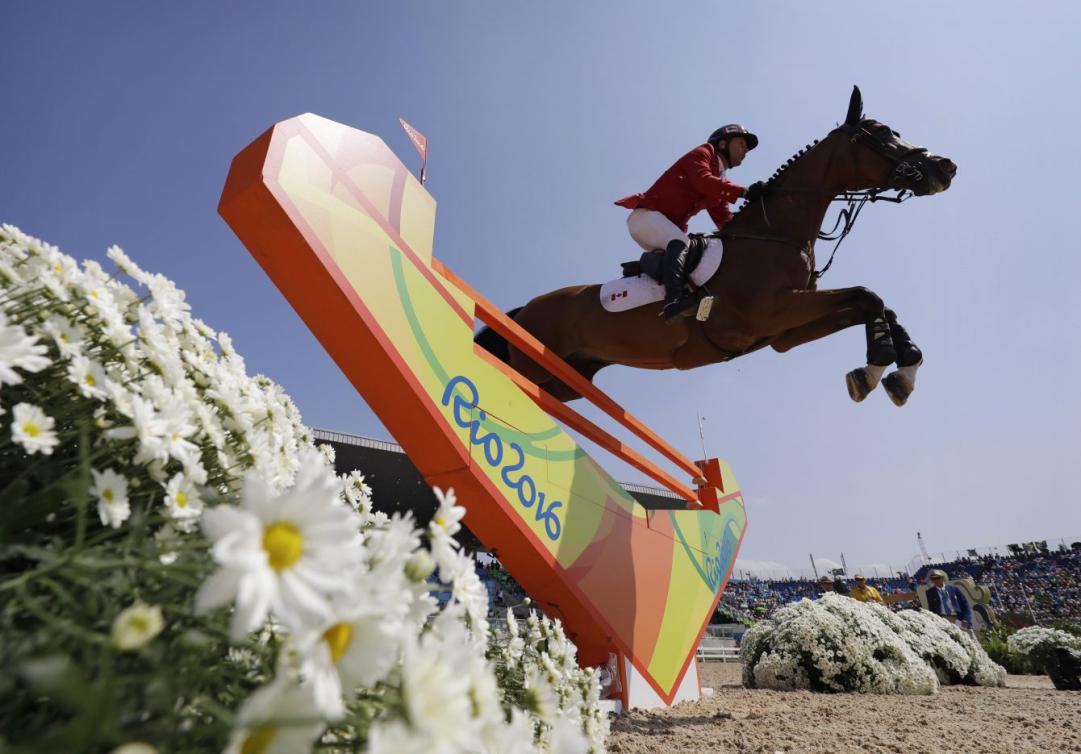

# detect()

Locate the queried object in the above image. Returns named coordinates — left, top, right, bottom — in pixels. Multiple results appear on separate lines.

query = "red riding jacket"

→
left=615, top=143, right=745, bottom=232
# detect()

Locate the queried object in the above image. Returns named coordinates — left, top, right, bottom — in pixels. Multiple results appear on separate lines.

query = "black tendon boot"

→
left=885, top=309, right=923, bottom=367
left=865, top=315, right=897, bottom=366
left=660, top=239, right=695, bottom=323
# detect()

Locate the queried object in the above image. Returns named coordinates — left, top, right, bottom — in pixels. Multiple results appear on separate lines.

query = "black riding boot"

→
left=660, top=239, right=695, bottom=322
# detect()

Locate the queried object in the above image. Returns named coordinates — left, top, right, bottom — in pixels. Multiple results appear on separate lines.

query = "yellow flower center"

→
left=103, top=488, right=114, bottom=503
left=262, top=521, right=303, bottom=571
left=23, top=422, right=40, bottom=438
left=128, top=614, right=151, bottom=633
left=240, top=726, right=277, bottom=754
left=435, top=515, right=447, bottom=531
left=176, top=491, right=187, bottom=508
left=323, top=622, right=354, bottom=663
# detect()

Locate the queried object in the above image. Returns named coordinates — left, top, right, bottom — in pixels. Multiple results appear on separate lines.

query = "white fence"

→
left=696, top=645, right=740, bottom=662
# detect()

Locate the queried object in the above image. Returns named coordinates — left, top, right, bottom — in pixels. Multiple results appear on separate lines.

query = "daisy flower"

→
left=398, top=633, right=475, bottom=750
left=430, top=486, right=465, bottom=538
left=163, top=473, right=203, bottom=530
left=429, top=487, right=465, bottom=576
left=298, top=609, right=403, bottom=719
left=0, top=312, right=50, bottom=386
left=90, top=468, right=131, bottom=528
left=106, top=244, right=149, bottom=285
left=66, top=355, right=111, bottom=401
left=11, top=403, right=59, bottom=456
left=41, top=315, right=85, bottom=358
left=195, top=452, right=362, bottom=639
left=223, top=678, right=325, bottom=754
left=111, top=603, right=165, bottom=650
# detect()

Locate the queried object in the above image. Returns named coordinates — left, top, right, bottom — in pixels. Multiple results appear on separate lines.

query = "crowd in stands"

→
left=719, top=575, right=920, bottom=621
left=912, top=547, right=1081, bottom=625
left=717, top=546, right=1081, bottom=627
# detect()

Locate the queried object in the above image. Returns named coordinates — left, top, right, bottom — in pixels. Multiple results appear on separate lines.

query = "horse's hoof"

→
left=882, top=371, right=912, bottom=407
left=846, top=368, right=873, bottom=402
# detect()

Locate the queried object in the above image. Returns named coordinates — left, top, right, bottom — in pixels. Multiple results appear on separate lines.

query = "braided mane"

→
left=728, top=136, right=824, bottom=222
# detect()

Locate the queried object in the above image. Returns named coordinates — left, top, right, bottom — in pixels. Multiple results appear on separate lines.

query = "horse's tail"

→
left=474, top=307, right=523, bottom=364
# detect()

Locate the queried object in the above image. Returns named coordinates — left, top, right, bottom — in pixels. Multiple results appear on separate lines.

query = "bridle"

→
left=731, top=121, right=928, bottom=279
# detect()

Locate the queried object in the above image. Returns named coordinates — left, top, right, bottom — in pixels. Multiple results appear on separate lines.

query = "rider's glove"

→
left=743, top=181, right=767, bottom=203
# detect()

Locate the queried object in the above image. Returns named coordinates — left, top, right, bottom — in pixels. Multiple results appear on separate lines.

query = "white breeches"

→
left=626, top=209, right=689, bottom=253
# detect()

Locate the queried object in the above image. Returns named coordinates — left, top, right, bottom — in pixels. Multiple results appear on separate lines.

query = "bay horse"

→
left=478, top=87, right=956, bottom=406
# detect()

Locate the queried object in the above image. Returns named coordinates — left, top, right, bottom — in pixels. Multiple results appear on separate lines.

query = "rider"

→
left=615, top=124, right=765, bottom=322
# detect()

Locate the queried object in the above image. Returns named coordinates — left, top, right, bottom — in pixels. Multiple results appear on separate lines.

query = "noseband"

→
left=839, top=121, right=931, bottom=193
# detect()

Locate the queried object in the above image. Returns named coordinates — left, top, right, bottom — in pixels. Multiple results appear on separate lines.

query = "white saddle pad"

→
left=599, top=237, right=724, bottom=313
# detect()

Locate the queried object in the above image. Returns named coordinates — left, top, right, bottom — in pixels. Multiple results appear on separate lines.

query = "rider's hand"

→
left=743, top=181, right=767, bottom=203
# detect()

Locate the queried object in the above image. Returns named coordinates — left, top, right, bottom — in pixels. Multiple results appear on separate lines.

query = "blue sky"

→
left=4, top=2, right=1079, bottom=577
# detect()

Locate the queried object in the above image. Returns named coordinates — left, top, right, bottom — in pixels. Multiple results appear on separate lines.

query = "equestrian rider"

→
left=615, top=124, right=765, bottom=322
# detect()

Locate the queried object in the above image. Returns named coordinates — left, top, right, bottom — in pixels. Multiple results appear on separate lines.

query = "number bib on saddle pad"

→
left=599, top=237, right=724, bottom=313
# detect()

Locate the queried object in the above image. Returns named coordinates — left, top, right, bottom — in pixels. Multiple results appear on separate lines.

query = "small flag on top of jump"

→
left=399, top=117, right=428, bottom=184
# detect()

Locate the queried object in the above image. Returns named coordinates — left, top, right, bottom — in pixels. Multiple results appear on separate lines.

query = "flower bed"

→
left=740, top=594, right=1005, bottom=694
left=1008, top=626, right=1081, bottom=690
left=0, top=225, right=606, bottom=753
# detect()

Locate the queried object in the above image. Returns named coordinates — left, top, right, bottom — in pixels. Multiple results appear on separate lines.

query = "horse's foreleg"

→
left=880, top=309, right=923, bottom=406
left=770, top=306, right=864, bottom=353
left=766, top=287, right=886, bottom=338
left=766, top=287, right=899, bottom=403
left=769, top=307, right=887, bottom=402
left=849, top=308, right=926, bottom=405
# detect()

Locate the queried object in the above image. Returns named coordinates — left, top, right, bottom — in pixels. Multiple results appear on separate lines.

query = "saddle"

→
left=620, top=233, right=711, bottom=283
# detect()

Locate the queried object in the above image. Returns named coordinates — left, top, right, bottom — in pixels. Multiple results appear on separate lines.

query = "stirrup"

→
left=661, top=296, right=696, bottom=322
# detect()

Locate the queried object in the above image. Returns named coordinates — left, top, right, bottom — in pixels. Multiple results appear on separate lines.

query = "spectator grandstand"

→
left=721, top=546, right=1081, bottom=627
left=911, top=546, right=1081, bottom=625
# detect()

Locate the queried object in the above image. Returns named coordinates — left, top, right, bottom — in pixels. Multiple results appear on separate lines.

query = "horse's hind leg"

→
left=880, top=309, right=923, bottom=406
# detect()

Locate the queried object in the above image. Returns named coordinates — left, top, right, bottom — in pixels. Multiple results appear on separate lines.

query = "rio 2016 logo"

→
left=441, top=375, right=564, bottom=541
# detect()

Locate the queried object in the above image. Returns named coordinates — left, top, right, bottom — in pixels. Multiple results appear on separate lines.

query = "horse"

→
left=476, top=87, right=957, bottom=406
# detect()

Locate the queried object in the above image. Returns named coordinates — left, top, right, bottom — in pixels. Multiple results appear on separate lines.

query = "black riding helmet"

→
left=708, top=124, right=759, bottom=151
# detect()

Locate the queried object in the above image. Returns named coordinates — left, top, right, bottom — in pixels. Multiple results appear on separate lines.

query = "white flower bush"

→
left=1008, top=626, right=1081, bottom=665
left=491, top=609, right=610, bottom=753
left=0, top=225, right=605, bottom=753
left=741, top=594, right=1005, bottom=694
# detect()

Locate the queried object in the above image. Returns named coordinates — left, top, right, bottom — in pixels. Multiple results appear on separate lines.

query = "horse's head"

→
left=832, top=86, right=956, bottom=196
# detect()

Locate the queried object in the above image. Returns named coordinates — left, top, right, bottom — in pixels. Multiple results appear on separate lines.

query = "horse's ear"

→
left=845, top=85, right=863, bottom=125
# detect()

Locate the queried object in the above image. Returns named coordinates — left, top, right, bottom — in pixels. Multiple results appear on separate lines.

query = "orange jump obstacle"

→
left=219, top=114, right=747, bottom=709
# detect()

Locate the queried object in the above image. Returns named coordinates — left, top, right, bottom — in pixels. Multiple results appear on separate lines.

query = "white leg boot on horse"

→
left=845, top=315, right=895, bottom=402
left=881, top=309, right=923, bottom=406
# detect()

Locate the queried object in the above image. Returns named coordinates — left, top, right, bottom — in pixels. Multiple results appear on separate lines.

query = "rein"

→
left=813, top=188, right=910, bottom=279
left=726, top=187, right=911, bottom=280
